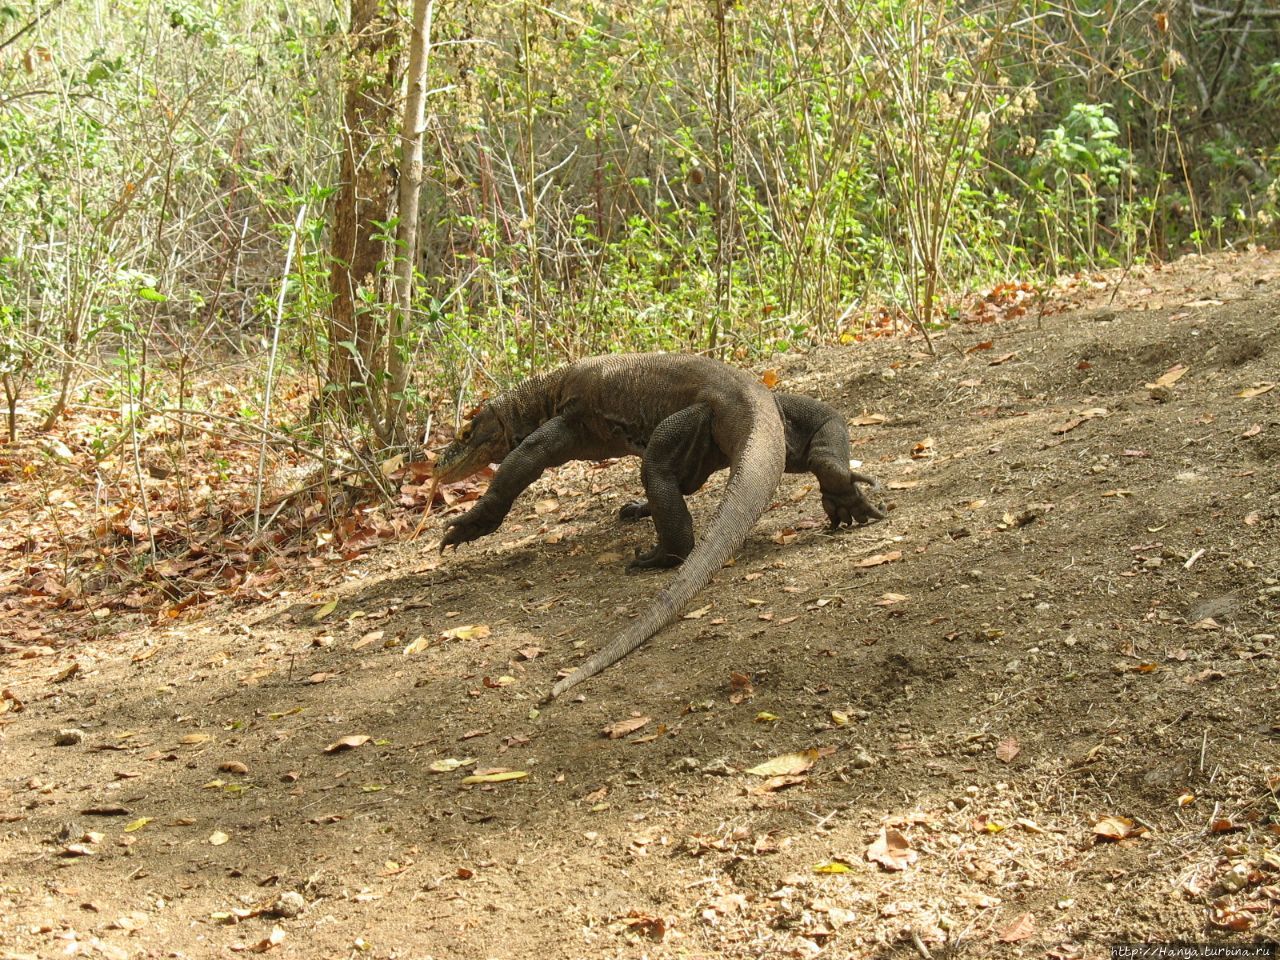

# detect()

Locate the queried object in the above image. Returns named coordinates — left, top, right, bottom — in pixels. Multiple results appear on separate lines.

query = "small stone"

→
left=851, top=750, right=874, bottom=769
left=701, top=759, right=734, bottom=777
left=1143, top=558, right=1163, bottom=570
left=673, top=757, right=700, bottom=773
left=54, top=728, right=85, bottom=746
left=271, top=891, right=307, bottom=918
left=1148, top=385, right=1172, bottom=403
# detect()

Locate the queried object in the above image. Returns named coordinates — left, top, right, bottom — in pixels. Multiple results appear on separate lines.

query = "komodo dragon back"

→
left=548, top=359, right=784, bottom=698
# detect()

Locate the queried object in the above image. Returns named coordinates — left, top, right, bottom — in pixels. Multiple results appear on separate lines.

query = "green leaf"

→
left=136, top=287, right=168, bottom=303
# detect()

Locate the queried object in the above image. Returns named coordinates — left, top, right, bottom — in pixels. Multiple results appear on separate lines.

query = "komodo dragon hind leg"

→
left=629, top=402, right=717, bottom=570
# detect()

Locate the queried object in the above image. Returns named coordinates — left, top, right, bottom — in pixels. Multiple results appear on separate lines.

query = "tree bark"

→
left=385, top=0, right=435, bottom=441
left=328, top=0, right=400, bottom=418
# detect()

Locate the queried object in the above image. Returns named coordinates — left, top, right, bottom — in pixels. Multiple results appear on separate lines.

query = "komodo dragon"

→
left=431, top=353, right=884, bottom=699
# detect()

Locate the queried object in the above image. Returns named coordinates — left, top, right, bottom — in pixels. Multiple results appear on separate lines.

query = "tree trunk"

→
left=328, top=0, right=400, bottom=419
left=385, top=0, right=435, bottom=441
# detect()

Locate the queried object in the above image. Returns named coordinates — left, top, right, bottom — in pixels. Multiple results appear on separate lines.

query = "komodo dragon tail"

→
left=549, top=393, right=785, bottom=699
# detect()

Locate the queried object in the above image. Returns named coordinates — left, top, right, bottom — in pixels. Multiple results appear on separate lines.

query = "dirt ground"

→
left=2, top=250, right=1278, bottom=959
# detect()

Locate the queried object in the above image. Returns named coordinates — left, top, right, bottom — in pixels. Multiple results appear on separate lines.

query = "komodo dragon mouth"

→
left=432, top=407, right=509, bottom=486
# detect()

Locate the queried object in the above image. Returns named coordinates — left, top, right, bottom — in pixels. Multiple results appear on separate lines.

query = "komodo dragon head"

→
left=432, top=404, right=510, bottom=485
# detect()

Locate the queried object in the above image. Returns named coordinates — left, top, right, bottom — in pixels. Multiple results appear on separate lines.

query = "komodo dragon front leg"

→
left=801, top=411, right=885, bottom=528
left=440, top=416, right=582, bottom=551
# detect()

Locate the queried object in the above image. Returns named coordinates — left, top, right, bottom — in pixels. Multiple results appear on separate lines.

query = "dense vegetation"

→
left=2, top=0, right=1278, bottom=439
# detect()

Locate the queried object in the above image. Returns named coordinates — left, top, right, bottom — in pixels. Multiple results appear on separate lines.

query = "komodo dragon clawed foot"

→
left=819, top=471, right=885, bottom=528
left=439, top=506, right=504, bottom=551
left=628, top=543, right=686, bottom=571
left=618, top=499, right=652, bottom=521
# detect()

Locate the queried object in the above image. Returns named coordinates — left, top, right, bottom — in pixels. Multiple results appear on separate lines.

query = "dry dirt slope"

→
left=1, top=250, right=1278, bottom=959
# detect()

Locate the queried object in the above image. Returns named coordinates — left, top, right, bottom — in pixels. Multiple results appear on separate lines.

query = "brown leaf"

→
left=1052, top=407, right=1108, bottom=435
left=866, top=827, right=916, bottom=871
left=910, top=437, right=935, bottom=459
left=746, top=749, right=820, bottom=777
left=965, top=340, right=994, bottom=353
left=602, top=716, right=651, bottom=740
left=1208, top=904, right=1253, bottom=931
left=619, top=910, right=667, bottom=941
left=995, top=737, right=1020, bottom=763
left=988, top=352, right=1017, bottom=366
left=1241, top=423, right=1262, bottom=439
left=752, top=774, right=807, bottom=794
left=849, top=413, right=888, bottom=426
left=1145, top=363, right=1188, bottom=389
left=761, top=369, right=780, bottom=389
left=1237, top=382, right=1275, bottom=399
left=856, top=550, right=902, bottom=568
left=323, top=735, right=370, bottom=754
left=1093, top=815, right=1145, bottom=841
left=997, top=911, right=1036, bottom=943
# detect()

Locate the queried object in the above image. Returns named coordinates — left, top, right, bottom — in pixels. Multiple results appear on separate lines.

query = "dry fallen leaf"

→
left=441, top=624, right=490, bottom=642
left=753, top=774, right=806, bottom=794
left=761, top=369, right=780, bottom=389
left=746, top=749, right=820, bottom=777
left=619, top=910, right=667, bottom=941
left=403, top=635, right=431, bottom=655
left=682, top=604, right=713, bottom=620
left=1093, top=815, right=1147, bottom=841
left=1052, top=407, right=1108, bottom=435
left=353, top=630, right=384, bottom=650
left=242, top=925, right=287, bottom=953
left=997, top=911, right=1036, bottom=943
left=427, top=757, right=475, bottom=773
left=911, top=437, right=935, bottom=459
left=856, top=551, right=902, bottom=568
left=995, top=737, right=1020, bottom=763
left=866, top=827, right=916, bottom=871
left=1145, top=363, right=1188, bottom=390
left=849, top=413, right=888, bottom=426
left=602, top=716, right=651, bottom=739
left=323, top=735, right=370, bottom=754
left=209, top=830, right=229, bottom=846
left=1237, top=382, right=1275, bottom=399
left=460, top=770, right=528, bottom=785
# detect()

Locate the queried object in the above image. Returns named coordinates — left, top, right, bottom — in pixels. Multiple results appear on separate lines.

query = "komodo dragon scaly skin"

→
left=432, top=353, right=884, bottom=699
